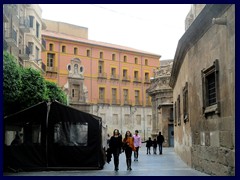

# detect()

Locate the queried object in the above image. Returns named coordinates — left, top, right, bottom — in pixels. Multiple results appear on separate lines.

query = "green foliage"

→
left=3, top=51, right=67, bottom=115
left=3, top=51, right=22, bottom=114
left=45, top=81, right=67, bottom=105
left=19, top=68, right=48, bottom=110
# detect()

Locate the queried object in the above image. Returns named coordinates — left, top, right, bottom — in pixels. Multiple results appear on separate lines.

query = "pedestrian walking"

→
left=122, top=130, right=136, bottom=171
left=144, top=137, right=153, bottom=154
left=157, top=132, right=165, bottom=155
left=133, top=130, right=142, bottom=161
left=109, top=129, right=123, bottom=171
left=153, top=139, right=157, bottom=154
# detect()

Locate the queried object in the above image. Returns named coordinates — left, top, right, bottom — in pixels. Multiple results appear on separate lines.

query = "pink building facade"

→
left=41, top=29, right=160, bottom=138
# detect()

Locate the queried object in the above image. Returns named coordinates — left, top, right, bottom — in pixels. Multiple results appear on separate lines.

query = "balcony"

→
left=133, top=77, right=142, bottom=83
left=111, top=99, right=121, bottom=105
left=122, top=76, right=131, bottom=82
left=123, top=99, right=132, bottom=105
left=144, top=78, right=151, bottom=84
left=41, top=38, right=46, bottom=51
left=135, top=100, right=142, bottom=106
left=3, top=5, right=10, bottom=22
left=4, top=28, right=17, bottom=47
left=46, top=66, right=58, bottom=73
left=110, top=74, right=119, bottom=80
left=98, top=99, right=110, bottom=104
left=19, top=16, right=30, bottom=33
left=98, top=72, right=107, bottom=79
left=18, top=45, right=30, bottom=60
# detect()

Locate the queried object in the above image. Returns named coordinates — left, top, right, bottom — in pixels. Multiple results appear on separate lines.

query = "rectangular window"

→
left=145, top=72, right=149, bottom=82
left=207, top=73, right=216, bottom=106
left=201, top=59, right=220, bottom=116
left=123, top=89, right=129, bottom=104
left=112, top=88, right=117, bottom=104
left=72, top=89, right=75, bottom=97
left=12, top=29, right=17, bottom=43
left=100, top=52, right=103, bottom=59
left=183, top=82, right=189, bottom=123
left=29, top=16, right=34, bottom=28
left=54, top=122, right=88, bottom=146
left=145, top=59, right=148, bottom=65
left=87, top=50, right=90, bottom=57
left=62, top=45, right=66, bottom=53
left=47, top=53, right=55, bottom=67
left=123, top=69, right=128, bottom=81
left=72, top=85, right=79, bottom=101
left=98, top=61, right=104, bottom=74
left=177, top=95, right=181, bottom=126
left=123, top=70, right=127, bottom=77
left=112, top=54, right=116, bottom=60
left=111, top=68, right=116, bottom=78
left=135, top=90, right=140, bottom=105
left=74, top=47, right=78, bottom=55
left=36, top=21, right=40, bottom=38
left=174, top=102, right=177, bottom=126
left=124, top=56, right=127, bottom=62
left=135, top=57, right=138, bottom=64
left=28, top=42, right=34, bottom=54
left=134, top=71, right=138, bottom=79
left=49, top=43, right=53, bottom=51
left=99, top=87, right=105, bottom=103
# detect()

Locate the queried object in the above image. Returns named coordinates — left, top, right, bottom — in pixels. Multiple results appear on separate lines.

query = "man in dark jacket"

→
left=157, top=132, right=164, bottom=155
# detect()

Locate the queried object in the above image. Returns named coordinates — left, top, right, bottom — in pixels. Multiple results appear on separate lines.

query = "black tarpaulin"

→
left=4, top=101, right=105, bottom=171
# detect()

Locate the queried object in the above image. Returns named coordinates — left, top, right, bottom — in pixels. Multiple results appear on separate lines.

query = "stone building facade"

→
left=3, top=4, right=46, bottom=72
left=169, top=4, right=235, bottom=175
left=147, top=60, right=173, bottom=147
left=41, top=20, right=161, bottom=138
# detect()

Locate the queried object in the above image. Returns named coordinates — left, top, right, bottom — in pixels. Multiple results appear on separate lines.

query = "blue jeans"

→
left=158, top=143, right=163, bottom=154
left=134, top=147, right=139, bottom=159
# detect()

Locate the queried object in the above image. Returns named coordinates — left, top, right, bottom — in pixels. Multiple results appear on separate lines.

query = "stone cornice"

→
left=169, top=4, right=232, bottom=88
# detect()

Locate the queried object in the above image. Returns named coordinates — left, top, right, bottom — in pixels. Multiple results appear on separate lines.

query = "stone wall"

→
left=90, top=104, right=152, bottom=141
left=172, top=5, right=235, bottom=175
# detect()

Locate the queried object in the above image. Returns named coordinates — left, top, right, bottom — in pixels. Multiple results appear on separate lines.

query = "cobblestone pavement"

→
left=4, top=146, right=209, bottom=176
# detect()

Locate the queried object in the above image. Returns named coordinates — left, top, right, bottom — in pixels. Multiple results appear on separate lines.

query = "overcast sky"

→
left=39, top=4, right=191, bottom=60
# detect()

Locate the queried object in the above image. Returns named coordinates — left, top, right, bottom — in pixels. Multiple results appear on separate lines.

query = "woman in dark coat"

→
left=109, top=129, right=122, bottom=171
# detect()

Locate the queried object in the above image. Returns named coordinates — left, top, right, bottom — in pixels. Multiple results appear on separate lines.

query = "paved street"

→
left=4, top=146, right=209, bottom=176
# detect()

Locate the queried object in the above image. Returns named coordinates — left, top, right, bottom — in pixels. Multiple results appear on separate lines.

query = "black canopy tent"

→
left=4, top=101, right=105, bottom=171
